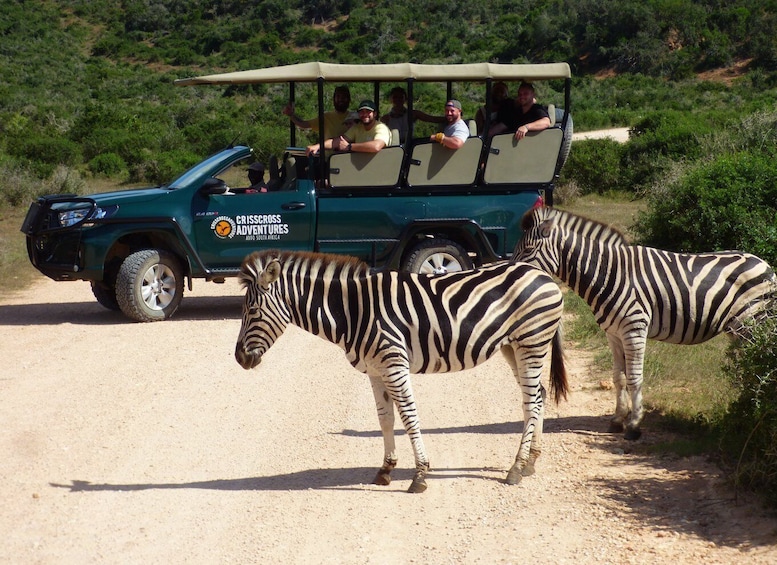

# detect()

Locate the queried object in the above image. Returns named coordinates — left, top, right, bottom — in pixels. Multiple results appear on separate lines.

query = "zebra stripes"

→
left=513, top=207, right=777, bottom=440
left=235, top=250, right=567, bottom=492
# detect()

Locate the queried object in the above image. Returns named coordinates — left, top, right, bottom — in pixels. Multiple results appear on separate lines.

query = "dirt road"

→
left=2, top=276, right=776, bottom=564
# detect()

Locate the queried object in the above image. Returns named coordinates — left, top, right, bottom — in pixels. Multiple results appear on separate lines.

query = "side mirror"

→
left=200, top=177, right=228, bottom=195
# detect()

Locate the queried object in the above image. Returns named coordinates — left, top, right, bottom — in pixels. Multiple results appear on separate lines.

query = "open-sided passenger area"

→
left=407, top=137, right=483, bottom=187
left=324, top=124, right=566, bottom=191
left=484, top=127, right=564, bottom=185
left=328, top=146, right=405, bottom=189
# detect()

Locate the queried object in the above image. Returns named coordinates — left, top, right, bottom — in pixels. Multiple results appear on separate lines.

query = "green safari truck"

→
left=21, top=62, right=573, bottom=322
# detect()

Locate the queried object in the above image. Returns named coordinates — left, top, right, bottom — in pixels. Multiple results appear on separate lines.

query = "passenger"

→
left=475, top=81, right=509, bottom=135
left=246, top=162, right=268, bottom=193
left=306, top=100, right=391, bottom=156
left=282, top=85, right=352, bottom=141
left=380, top=86, right=410, bottom=143
left=343, top=111, right=360, bottom=130
left=487, top=82, right=551, bottom=140
left=429, top=99, right=469, bottom=150
left=380, top=87, right=453, bottom=139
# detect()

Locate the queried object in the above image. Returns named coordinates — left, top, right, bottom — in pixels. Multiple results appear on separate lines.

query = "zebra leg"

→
left=622, top=337, right=646, bottom=441
left=606, top=334, right=630, bottom=434
left=368, top=374, right=398, bottom=486
left=502, top=345, right=545, bottom=485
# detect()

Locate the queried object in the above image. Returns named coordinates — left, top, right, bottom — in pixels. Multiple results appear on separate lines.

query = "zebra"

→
left=234, top=250, right=568, bottom=493
left=512, top=206, right=777, bottom=440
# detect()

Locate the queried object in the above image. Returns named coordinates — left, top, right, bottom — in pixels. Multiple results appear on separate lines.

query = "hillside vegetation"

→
left=3, top=0, right=777, bottom=190
left=2, top=0, right=777, bottom=505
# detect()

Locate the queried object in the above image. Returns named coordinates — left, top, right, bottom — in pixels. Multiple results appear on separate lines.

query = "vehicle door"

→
left=191, top=181, right=316, bottom=269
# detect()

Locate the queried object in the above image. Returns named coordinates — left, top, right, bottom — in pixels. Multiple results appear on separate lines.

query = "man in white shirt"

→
left=430, top=100, right=470, bottom=150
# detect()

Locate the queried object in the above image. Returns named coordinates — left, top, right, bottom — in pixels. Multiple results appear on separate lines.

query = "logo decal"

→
left=211, top=216, right=237, bottom=239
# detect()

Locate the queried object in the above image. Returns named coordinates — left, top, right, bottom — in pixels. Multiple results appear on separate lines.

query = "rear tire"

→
left=555, top=108, right=574, bottom=174
left=404, top=239, right=473, bottom=275
left=116, top=249, right=184, bottom=322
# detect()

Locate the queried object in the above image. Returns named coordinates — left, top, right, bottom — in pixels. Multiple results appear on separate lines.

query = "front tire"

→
left=404, top=239, right=473, bottom=274
left=116, top=249, right=184, bottom=322
left=90, top=281, right=120, bottom=311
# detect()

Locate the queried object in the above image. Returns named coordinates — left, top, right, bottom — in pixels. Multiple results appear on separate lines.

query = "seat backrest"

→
left=407, top=137, right=483, bottom=187
left=484, top=128, right=564, bottom=185
left=328, top=147, right=404, bottom=189
left=390, top=128, right=401, bottom=147
left=467, top=119, right=477, bottom=137
left=546, top=104, right=556, bottom=127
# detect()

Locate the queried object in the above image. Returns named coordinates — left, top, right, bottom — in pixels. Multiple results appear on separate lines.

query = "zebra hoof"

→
left=505, top=467, right=524, bottom=485
left=407, top=479, right=427, bottom=493
left=373, top=471, right=392, bottom=486
left=608, top=421, right=625, bottom=433
left=624, top=427, right=642, bottom=441
left=521, top=461, right=536, bottom=477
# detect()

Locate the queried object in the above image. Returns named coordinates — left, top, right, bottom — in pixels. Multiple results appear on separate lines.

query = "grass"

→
left=0, top=206, right=38, bottom=299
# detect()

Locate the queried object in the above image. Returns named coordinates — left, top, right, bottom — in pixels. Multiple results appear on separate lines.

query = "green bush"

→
left=129, top=149, right=201, bottom=184
left=620, top=111, right=712, bottom=193
left=88, top=152, right=127, bottom=177
left=720, top=305, right=777, bottom=506
left=633, top=152, right=777, bottom=265
left=1, top=163, right=86, bottom=207
left=563, top=138, right=623, bottom=195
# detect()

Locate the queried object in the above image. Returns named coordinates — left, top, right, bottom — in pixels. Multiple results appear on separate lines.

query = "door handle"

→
left=281, top=202, right=307, bottom=210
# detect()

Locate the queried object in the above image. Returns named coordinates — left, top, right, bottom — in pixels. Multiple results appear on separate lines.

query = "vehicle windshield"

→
left=167, top=148, right=246, bottom=189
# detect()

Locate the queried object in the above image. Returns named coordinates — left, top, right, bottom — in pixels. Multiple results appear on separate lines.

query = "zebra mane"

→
left=239, top=250, right=370, bottom=287
left=543, top=208, right=628, bottom=246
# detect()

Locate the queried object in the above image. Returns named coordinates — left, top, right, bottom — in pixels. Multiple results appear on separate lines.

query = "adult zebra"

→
left=235, top=250, right=567, bottom=493
left=512, top=207, right=777, bottom=440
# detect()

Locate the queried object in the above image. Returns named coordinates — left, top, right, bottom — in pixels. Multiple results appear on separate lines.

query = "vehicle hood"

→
left=89, top=186, right=171, bottom=206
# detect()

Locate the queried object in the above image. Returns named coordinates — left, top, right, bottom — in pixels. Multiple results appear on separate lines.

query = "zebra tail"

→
left=549, top=326, right=569, bottom=404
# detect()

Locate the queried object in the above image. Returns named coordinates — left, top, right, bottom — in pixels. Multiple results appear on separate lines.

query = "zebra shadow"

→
left=48, top=465, right=490, bottom=494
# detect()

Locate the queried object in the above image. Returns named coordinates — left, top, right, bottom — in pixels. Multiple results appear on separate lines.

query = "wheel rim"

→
left=418, top=252, right=464, bottom=275
left=140, top=263, right=177, bottom=310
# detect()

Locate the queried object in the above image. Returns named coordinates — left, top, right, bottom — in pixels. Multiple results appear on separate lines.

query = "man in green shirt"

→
left=306, top=100, right=391, bottom=156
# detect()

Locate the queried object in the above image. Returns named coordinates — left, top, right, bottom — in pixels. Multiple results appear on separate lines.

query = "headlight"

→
left=57, top=205, right=118, bottom=228
left=58, top=208, right=90, bottom=227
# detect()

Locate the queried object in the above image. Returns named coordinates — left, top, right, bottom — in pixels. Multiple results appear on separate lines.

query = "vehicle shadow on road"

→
left=0, top=296, right=243, bottom=326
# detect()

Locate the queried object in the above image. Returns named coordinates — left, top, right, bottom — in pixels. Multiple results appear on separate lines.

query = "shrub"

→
left=88, top=152, right=127, bottom=178
left=129, top=149, right=200, bottom=184
left=563, top=138, right=623, bottom=195
left=633, top=152, right=777, bottom=265
left=720, top=305, right=777, bottom=507
left=621, top=111, right=711, bottom=193
left=0, top=163, right=85, bottom=207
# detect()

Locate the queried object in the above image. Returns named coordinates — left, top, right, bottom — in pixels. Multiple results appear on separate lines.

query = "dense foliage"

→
left=721, top=306, right=777, bottom=507
left=630, top=111, right=777, bottom=266
left=3, top=0, right=777, bottom=193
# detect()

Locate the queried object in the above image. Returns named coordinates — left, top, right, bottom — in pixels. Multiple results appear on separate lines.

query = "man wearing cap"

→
left=306, top=100, right=391, bottom=156
left=283, top=85, right=352, bottom=140
left=430, top=99, right=470, bottom=150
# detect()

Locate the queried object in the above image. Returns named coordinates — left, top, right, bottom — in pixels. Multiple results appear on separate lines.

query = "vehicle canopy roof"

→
left=174, top=61, right=571, bottom=86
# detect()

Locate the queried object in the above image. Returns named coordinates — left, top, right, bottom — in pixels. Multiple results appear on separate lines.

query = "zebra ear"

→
left=260, top=259, right=282, bottom=288
left=539, top=217, right=555, bottom=239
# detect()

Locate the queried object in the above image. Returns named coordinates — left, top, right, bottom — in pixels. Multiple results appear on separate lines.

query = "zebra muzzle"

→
left=235, top=343, right=262, bottom=370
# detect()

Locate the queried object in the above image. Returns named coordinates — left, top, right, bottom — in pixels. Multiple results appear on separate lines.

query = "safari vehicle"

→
left=21, top=62, right=573, bottom=322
